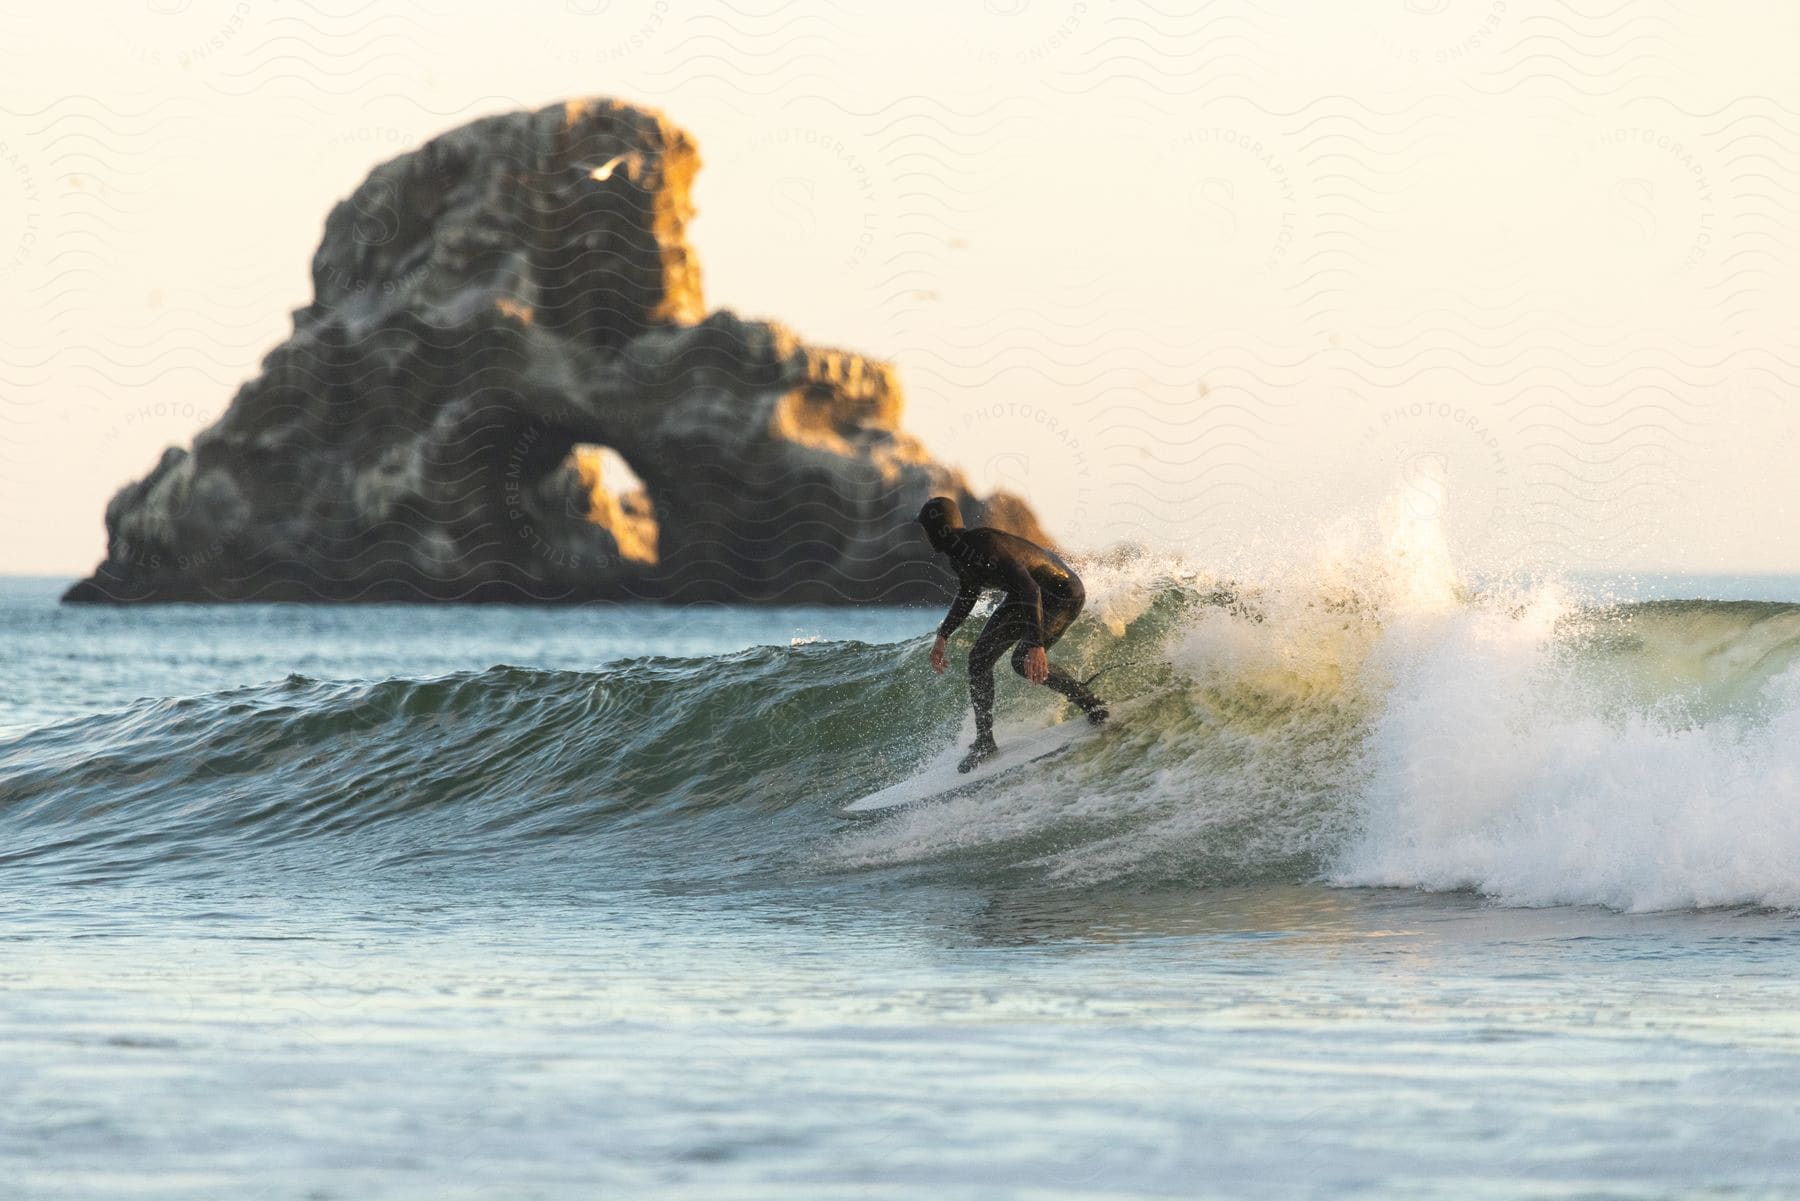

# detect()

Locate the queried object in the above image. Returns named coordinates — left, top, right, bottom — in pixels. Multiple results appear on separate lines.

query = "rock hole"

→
left=570, top=444, right=659, bottom=565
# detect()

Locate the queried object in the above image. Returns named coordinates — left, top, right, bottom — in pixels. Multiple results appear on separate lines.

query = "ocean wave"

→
left=8, top=542, right=1800, bottom=910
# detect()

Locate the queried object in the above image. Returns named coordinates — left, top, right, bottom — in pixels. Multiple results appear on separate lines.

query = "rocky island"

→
left=65, top=98, right=1046, bottom=604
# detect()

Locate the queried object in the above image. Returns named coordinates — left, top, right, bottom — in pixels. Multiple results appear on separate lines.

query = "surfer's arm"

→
left=937, top=579, right=982, bottom=640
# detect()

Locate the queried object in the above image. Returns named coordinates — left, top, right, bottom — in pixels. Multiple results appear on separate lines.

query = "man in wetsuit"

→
left=914, top=496, right=1108, bottom=772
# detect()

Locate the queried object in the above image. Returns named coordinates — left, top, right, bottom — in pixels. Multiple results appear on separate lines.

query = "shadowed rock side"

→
left=65, top=98, right=1047, bottom=605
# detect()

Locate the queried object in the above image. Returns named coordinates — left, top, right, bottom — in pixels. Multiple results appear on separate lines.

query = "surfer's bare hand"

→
left=930, top=635, right=948, bottom=674
left=1023, top=646, right=1049, bottom=684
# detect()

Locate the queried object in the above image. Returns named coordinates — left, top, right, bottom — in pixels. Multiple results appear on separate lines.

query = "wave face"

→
left=0, top=640, right=958, bottom=884
left=9, top=566, right=1800, bottom=910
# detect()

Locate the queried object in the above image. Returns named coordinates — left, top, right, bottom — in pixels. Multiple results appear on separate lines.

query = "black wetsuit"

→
left=917, top=497, right=1106, bottom=753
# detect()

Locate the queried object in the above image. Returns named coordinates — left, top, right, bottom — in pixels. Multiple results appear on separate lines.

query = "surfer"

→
left=915, top=496, right=1108, bottom=772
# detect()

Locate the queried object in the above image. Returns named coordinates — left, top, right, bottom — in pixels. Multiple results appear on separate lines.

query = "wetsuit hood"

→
left=915, top=496, right=965, bottom=552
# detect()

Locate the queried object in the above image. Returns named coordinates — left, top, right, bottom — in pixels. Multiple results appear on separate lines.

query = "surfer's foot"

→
left=958, top=736, right=998, bottom=774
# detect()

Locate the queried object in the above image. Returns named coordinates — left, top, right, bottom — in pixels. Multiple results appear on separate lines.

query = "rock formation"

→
left=65, top=98, right=1048, bottom=604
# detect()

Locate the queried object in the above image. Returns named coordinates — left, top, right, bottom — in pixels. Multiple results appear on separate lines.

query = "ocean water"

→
left=6, top=557, right=1800, bottom=1200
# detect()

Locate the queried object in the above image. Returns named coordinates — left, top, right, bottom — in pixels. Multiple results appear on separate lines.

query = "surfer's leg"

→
left=1011, top=586, right=1108, bottom=723
left=964, top=608, right=1026, bottom=770
left=1010, top=647, right=1106, bottom=720
left=1043, top=664, right=1108, bottom=724
left=968, top=609, right=1021, bottom=743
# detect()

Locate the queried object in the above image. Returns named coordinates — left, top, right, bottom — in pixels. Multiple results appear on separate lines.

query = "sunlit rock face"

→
left=66, top=98, right=1047, bottom=604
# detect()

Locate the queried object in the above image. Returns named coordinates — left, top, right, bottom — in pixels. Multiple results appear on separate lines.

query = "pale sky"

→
left=4, top=0, right=1800, bottom=577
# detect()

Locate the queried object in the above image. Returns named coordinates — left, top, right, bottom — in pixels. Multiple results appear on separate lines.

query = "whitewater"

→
left=6, top=506, right=1800, bottom=1198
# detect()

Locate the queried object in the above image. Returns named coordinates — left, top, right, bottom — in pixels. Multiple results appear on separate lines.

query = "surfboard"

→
left=839, top=716, right=1105, bottom=816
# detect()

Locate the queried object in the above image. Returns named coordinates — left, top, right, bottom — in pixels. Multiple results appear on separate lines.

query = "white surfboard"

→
left=839, top=716, right=1105, bottom=816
